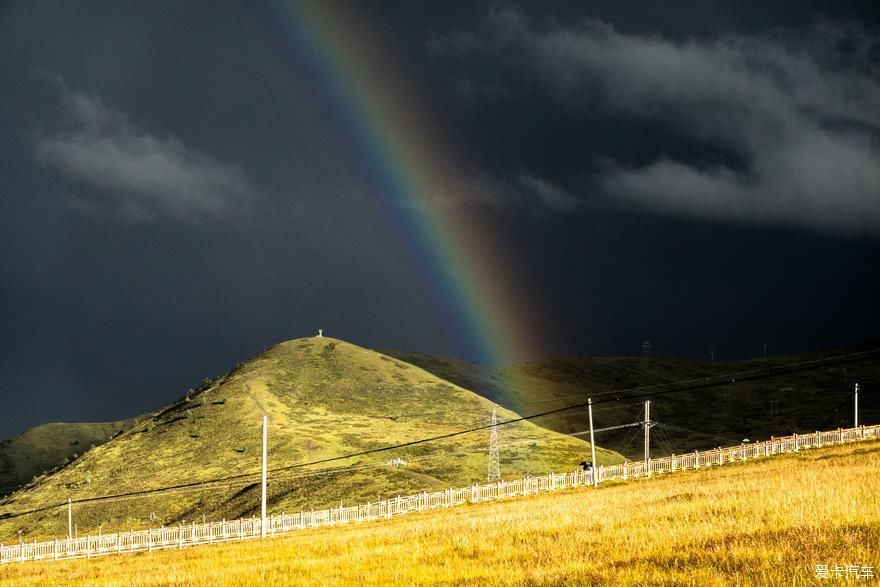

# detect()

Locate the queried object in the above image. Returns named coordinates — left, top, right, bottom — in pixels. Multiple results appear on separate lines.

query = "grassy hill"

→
left=389, top=345, right=880, bottom=460
left=0, top=337, right=621, bottom=541
left=7, top=343, right=873, bottom=504
left=0, top=421, right=134, bottom=497
left=4, top=437, right=877, bottom=585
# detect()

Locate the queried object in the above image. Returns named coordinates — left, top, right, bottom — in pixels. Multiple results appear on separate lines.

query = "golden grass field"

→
left=2, top=438, right=878, bottom=586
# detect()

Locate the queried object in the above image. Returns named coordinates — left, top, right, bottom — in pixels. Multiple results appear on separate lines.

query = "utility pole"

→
left=644, top=400, right=650, bottom=474
left=588, top=398, right=598, bottom=488
left=487, top=408, right=500, bottom=482
left=710, top=350, right=715, bottom=363
left=763, top=343, right=767, bottom=361
left=261, top=414, right=268, bottom=539
left=854, top=383, right=859, bottom=428
left=67, top=498, right=72, bottom=542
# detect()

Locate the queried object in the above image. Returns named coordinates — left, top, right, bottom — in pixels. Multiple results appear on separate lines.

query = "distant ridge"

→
left=388, top=344, right=880, bottom=460
left=0, top=420, right=134, bottom=497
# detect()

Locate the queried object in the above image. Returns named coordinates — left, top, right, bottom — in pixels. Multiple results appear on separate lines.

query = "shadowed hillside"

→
left=0, top=421, right=134, bottom=497
left=389, top=345, right=880, bottom=460
left=0, top=338, right=621, bottom=541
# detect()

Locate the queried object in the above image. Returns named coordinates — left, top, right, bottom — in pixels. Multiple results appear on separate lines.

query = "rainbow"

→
left=258, top=0, right=542, bottom=368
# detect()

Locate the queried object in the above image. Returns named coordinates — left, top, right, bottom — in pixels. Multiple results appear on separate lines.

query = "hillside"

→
left=389, top=345, right=880, bottom=460
left=0, top=421, right=134, bottom=497
left=0, top=337, right=621, bottom=541
left=7, top=343, right=874, bottom=501
left=4, top=437, right=877, bottom=585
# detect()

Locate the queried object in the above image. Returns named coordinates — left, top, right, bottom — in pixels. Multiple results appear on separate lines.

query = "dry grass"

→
left=3, top=439, right=878, bottom=586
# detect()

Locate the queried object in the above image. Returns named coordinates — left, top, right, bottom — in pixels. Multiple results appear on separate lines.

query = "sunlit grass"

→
left=4, top=438, right=877, bottom=586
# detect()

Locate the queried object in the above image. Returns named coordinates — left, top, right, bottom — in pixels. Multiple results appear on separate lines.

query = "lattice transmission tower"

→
left=488, top=407, right=501, bottom=482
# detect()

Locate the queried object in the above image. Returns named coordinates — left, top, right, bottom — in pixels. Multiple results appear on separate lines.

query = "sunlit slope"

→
left=0, top=337, right=621, bottom=541
left=390, top=345, right=880, bottom=459
left=0, top=420, right=134, bottom=497
left=4, top=438, right=877, bottom=586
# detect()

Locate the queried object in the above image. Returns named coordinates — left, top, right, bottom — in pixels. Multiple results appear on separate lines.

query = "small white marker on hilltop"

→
left=317, top=329, right=323, bottom=337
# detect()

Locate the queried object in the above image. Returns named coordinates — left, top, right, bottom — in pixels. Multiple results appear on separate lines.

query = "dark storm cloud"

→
left=34, top=81, right=258, bottom=223
left=436, top=8, right=880, bottom=235
left=420, top=171, right=580, bottom=214
left=0, top=0, right=878, bottom=443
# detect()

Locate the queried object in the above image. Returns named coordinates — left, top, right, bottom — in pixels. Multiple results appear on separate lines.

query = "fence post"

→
left=695, top=450, right=699, bottom=469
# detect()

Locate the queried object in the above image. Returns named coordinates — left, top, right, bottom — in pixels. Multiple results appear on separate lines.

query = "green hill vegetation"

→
left=7, top=343, right=874, bottom=501
left=0, top=338, right=619, bottom=541
left=0, top=421, right=134, bottom=497
left=388, top=345, right=880, bottom=460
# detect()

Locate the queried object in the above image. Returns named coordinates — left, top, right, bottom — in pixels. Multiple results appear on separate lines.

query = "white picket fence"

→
left=1, top=423, right=877, bottom=565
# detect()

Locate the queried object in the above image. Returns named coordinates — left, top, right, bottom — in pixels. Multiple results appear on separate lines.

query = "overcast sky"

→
left=1, top=1, right=878, bottom=438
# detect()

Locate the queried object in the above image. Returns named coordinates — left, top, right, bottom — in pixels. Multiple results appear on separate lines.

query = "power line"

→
left=223, top=352, right=877, bottom=485
left=568, top=422, right=642, bottom=436
left=612, top=423, right=644, bottom=457
left=816, top=388, right=859, bottom=430
left=9, top=348, right=879, bottom=515
left=653, top=422, right=740, bottom=445
left=1, top=431, right=586, bottom=521
left=2, top=346, right=877, bottom=521
left=255, top=347, right=878, bottom=477
left=652, top=425, right=677, bottom=457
